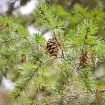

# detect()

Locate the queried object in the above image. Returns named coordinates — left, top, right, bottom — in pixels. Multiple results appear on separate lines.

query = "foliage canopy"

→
left=0, top=1, right=105, bottom=105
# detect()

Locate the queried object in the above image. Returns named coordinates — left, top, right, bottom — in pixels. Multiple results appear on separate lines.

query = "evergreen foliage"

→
left=0, top=1, right=105, bottom=105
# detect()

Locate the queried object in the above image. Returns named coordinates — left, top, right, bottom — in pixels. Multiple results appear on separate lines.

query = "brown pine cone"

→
left=80, top=51, right=88, bottom=67
left=20, top=54, right=26, bottom=63
left=45, top=37, right=60, bottom=57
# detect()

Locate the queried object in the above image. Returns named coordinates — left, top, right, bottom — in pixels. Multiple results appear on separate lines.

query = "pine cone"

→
left=20, top=54, right=26, bottom=63
left=45, top=37, right=60, bottom=57
left=79, top=51, right=88, bottom=67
